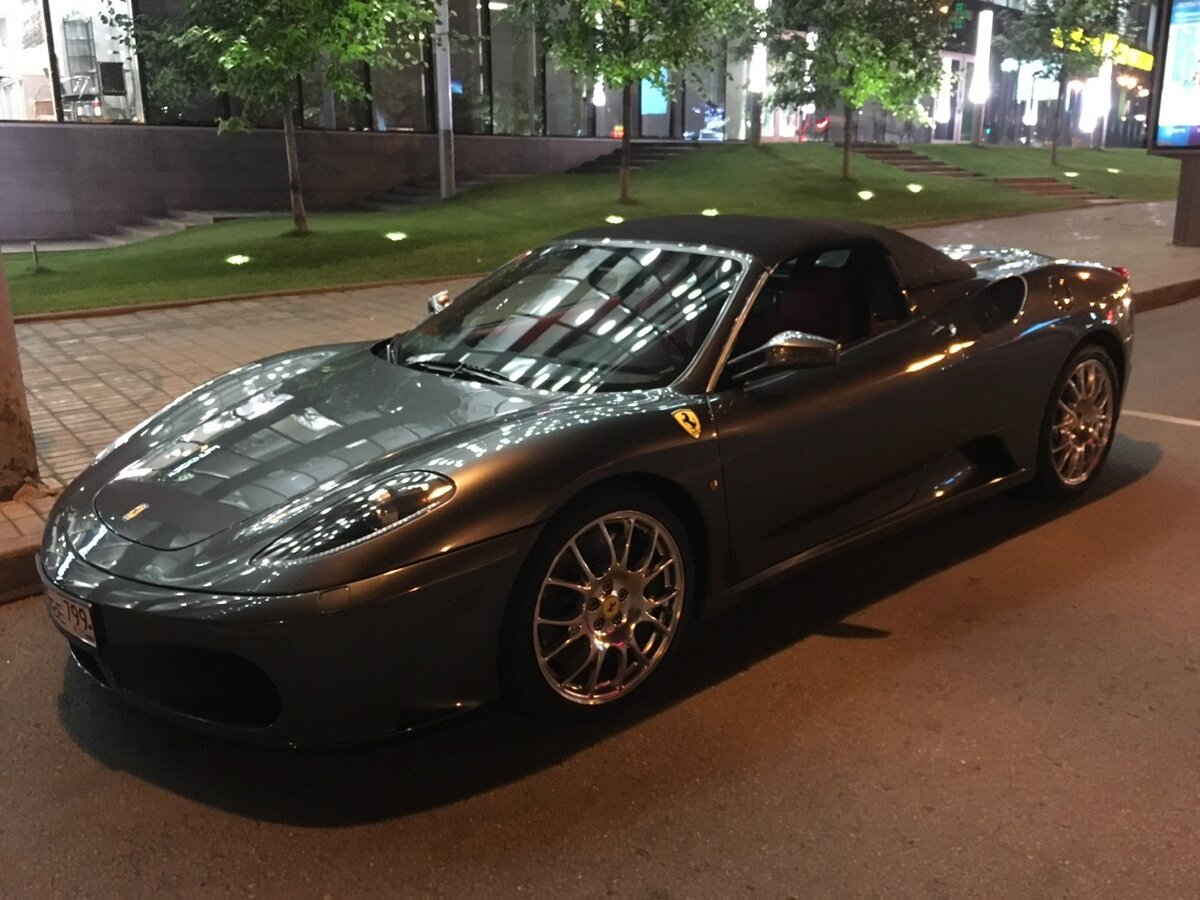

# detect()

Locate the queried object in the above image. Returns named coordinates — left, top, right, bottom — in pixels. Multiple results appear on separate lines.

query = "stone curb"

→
left=0, top=534, right=40, bottom=606
left=13, top=266, right=1192, bottom=325
left=1136, top=278, right=1200, bottom=313
left=0, top=483, right=60, bottom=607
left=12, top=273, right=485, bottom=325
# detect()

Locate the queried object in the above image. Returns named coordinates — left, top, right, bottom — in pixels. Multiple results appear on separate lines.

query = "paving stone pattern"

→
left=16, top=280, right=475, bottom=486
left=0, top=495, right=53, bottom=543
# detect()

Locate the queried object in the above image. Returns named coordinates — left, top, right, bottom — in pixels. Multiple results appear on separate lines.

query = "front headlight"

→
left=256, top=471, right=455, bottom=565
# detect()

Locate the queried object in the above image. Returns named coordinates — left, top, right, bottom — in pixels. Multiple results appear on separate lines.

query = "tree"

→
left=766, top=0, right=950, bottom=180
left=1002, top=0, right=1127, bottom=165
left=0, top=254, right=39, bottom=501
left=509, top=0, right=758, bottom=203
left=108, top=0, right=438, bottom=233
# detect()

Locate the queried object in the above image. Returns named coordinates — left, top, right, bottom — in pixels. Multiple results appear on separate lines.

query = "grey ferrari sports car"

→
left=41, top=216, right=1133, bottom=746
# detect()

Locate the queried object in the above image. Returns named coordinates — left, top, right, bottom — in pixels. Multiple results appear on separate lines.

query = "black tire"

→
left=1029, top=344, right=1120, bottom=499
left=501, top=488, right=695, bottom=718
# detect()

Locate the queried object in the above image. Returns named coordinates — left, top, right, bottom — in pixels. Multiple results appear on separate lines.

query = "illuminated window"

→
left=0, top=0, right=145, bottom=122
left=0, top=2, right=55, bottom=121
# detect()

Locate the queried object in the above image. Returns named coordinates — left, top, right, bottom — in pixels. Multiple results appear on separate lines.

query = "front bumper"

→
left=40, top=525, right=540, bottom=747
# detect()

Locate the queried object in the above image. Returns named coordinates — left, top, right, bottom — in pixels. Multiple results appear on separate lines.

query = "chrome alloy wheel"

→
left=1051, top=358, right=1114, bottom=486
left=532, top=510, right=685, bottom=705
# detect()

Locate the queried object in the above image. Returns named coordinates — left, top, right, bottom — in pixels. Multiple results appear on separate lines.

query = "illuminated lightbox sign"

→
left=640, top=72, right=670, bottom=117
left=1156, top=0, right=1200, bottom=149
left=1053, top=29, right=1155, bottom=72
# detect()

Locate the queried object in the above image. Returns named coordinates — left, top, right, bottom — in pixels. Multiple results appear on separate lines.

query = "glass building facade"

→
left=752, top=0, right=1160, bottom=150
left=0, top=0, right=1160, bottom=150
left=0, top=0, right=144, bottom=122
left=0, top=0, right=728, bottom=137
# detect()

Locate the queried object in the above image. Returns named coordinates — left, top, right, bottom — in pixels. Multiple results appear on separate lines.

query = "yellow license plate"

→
left=46, top=588, right=96, bottom=647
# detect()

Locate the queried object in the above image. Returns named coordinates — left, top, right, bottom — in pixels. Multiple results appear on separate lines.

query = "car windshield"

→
left=391, top=242, right=744, bottom=392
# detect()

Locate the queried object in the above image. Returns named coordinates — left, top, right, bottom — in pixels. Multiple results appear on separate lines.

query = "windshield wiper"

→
left=402, top=358, right=518, bottom=387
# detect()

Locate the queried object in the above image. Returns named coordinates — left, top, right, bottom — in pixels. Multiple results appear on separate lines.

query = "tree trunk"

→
left=1051, top=71, right=1067, bottom=166
left=0, top=254, right=39, bottom=501
left=619, top=83, right=633, bottom=204
left=841, top=102, right=855, bottom=181
left=282, top=95, right=309, bottom=233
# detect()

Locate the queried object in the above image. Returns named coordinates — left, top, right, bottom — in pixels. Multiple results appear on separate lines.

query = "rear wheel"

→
left=1031, top=345, right=1119, bottom=498
left=502, top=490, right=693, bottom=717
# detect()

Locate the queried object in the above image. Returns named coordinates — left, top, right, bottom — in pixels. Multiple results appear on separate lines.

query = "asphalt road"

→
left=2, top=298, right=1199, bottom=899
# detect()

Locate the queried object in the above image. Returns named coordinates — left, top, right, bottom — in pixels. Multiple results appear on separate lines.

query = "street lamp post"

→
left=747, top=0, right=770, bottom=146
left=434, top=0, right=456, bottom=199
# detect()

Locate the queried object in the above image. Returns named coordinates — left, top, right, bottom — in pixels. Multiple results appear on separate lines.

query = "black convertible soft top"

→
left=566, top=215, right=976, bottom=290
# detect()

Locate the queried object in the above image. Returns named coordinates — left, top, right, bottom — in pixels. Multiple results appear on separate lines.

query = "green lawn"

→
left=5, top=142, right=1174, bottom=317
left=918, top=146, right=1180, bottom=199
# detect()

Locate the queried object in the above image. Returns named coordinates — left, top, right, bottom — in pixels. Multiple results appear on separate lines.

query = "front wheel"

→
left=1030, top=345, right=1119, bottom=498
left=502, top=491, right=693, bottom=717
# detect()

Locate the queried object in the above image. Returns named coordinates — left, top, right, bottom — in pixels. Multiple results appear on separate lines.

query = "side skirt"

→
left=704, top=468, right=1031, bottom=618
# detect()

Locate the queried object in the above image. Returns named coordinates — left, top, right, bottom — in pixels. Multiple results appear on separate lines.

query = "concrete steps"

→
left=113, top=216, right=190, bottom=242
left=848, top=144, right=1114, bottom=202
left=83, top=209, right=284, bottom=248
left=995, top=176, right=1110, bottom=201
left=568, top=140, right=713, bottom=175
left=354, top=175, right=495, bottom=212
left=88, top=211, right=198, bottom=247
left=845, top=143, right=978, bottom=177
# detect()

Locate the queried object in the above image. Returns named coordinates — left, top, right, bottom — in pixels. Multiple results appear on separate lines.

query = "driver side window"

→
left=730, top=243, right=907, bottom=358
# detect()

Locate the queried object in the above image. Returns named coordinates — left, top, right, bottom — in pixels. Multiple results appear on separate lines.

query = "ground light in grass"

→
left=857, top=191, right=875, bottom=201
left=225, top=254, right=252, bottom=265
left=605, top=215, right=625, bottom=224
left=702, top=208, right=719, bottom=216
left=1063, top=172, right=1079, bottom=178
left=906, top=184, right=924, bottom=193
left=1107, top=168, right=1121, bottom=174
left=385, top=231, right=408, bottom=242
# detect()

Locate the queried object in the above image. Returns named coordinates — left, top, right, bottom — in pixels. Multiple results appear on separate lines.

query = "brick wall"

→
left=0, top=124, right=616, bottom=241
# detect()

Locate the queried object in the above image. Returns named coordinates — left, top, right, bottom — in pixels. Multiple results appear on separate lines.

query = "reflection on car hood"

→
left=93, top=344, right=552, bottom=550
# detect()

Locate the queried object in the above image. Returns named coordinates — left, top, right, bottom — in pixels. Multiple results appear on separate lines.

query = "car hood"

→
left=90, top=343, right=553, bottom=551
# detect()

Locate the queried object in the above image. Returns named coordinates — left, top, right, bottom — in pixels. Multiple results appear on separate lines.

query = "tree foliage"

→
left=766, top=0, right=951, bottom=179
left=508, top=0, right=759, bottom=201
left=513, top=0, right=756, bottom=91
left=1002, top=0, right=1126, bottom=84
left=1001, top=0, right=1128, bottom=162
left=107, top=0, right=437, bottom=230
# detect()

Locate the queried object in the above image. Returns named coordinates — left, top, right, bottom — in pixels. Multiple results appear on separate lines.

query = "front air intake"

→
left=104, top=644, right=281, bottom=728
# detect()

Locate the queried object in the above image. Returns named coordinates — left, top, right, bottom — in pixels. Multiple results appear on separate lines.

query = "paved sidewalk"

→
left=17, top=281, right=470, bottom=483
left=2, top=201, right=1197, bottom=601
left=907, top=200, right=1200, bottom=302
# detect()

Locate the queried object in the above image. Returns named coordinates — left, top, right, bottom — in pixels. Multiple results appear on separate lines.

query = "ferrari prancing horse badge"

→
left=672, top=408, right=702, bottom=440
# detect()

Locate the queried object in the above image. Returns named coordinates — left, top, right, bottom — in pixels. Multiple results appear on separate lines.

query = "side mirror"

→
left=427, top=289, right=451, bottom=315
left=729, top=330, right=839, bottom=384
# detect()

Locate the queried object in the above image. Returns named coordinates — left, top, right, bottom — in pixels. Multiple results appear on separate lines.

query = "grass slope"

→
left=917, top=146, right=1180, bottom=199
left=4, top=142, right=1121, bottom=316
